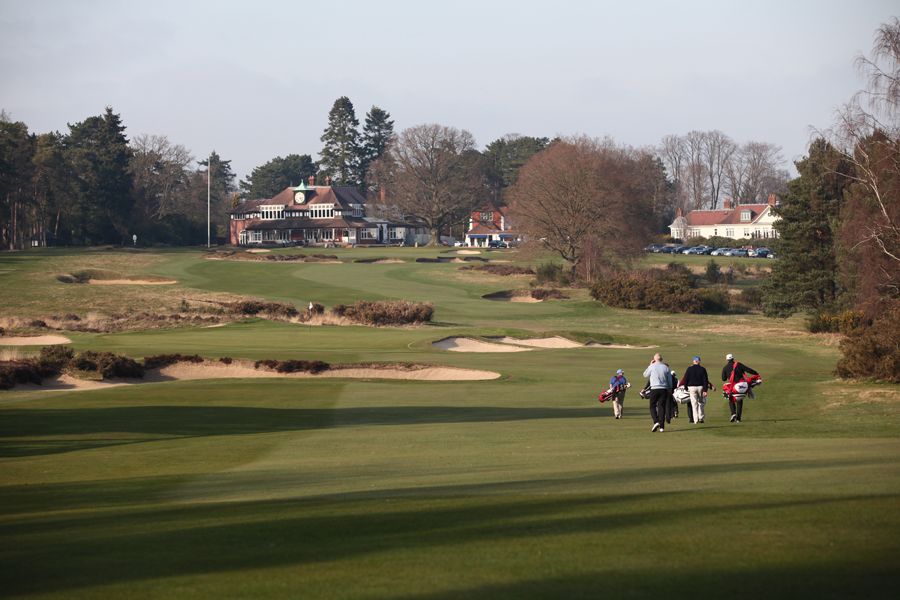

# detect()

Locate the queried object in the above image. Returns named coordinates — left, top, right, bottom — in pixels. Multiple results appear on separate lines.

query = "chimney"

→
left=325, top=175, right=333, bottom=186
left=308, top=175, right=316, bottom=186
left=723, top=199, right=733, bottom=210
left=767, top=193, right=777, bottom=206
left=379, top=187, right=386, bottom=202
left=675, top=207, right=683, bottom=218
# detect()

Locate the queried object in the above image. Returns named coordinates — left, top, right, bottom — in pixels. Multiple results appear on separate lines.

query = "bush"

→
left=29, top=320, right=48, bottom=329
left=38, top=346, right=74, bottom=373
left=0, top=361, right=45, bottom=389
left=71, top=351, right=144, bottom=379
left=807, top=310, right=865, bottom=334
left=56, top=274, right=76, bottom=284
left=590, top=270, right=704, bottom=313
left=738, top=287, right=764, bottom=310
left=835, top=303, right=900, bottom=382
left=143, top=353, right=205, bottom=369
left=230, top=300, right=299, bottom=319
left=698, top=287, right=732, bottom=314
left=331, top=300, right=434, bottom=326
left=459, top=264, right=535, bottom=276
left=273, top=360, right=330, bottom=374
left=531, top=288, right=568, bottom=300
left=535, top=262, right=572, bottom=287
left=219, top=357, right=233, bottom=365
left=705, top=260, right=722, bottom=284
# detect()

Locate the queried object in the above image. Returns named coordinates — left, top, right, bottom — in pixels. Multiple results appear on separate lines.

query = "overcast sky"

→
left=1, top=0, right=896, bottom=180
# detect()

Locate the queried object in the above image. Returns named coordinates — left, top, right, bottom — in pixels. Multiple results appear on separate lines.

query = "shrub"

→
left=143, top=354, right=205, bottom=369
left=56, top=274, right=76, bottom=284
left=807, top=310, right=865, bottom=334
left=535, top=262, right=572, bottom=287
left=254, top=359, right=280, bottom=370
left=460, top=264, right=535, bottom=276
left=38, top=346, right=74, bottom=373
left=0, top=361, right=45, bottom=389
left=29, top=320, right=48, bottom=329
left=71, top=351, right=144, bottom=379
left=273, top=360, right=330, bottom=374
left=835, top=303, right=900, bottom=382
left=738, top=287, right=764, bottom=310
left=531, top=288, right=568, bottom=300
left=705, top=260, right=722, bottom=284
left=230, top=300, right=299, bottom=319
left=698, top=287, right=732, bottom=314
left=219, top=357, right=233, bottom=365
left=590, top=270, right=704, bottom=313
left=331, top=300, right=434, bottom=325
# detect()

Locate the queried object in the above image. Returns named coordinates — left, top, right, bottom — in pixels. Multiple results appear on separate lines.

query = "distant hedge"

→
left=331, top=300, right=434, bottom=325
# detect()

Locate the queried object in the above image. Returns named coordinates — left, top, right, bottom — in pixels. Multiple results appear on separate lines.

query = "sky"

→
left=1, top=0, right=896, bottom=180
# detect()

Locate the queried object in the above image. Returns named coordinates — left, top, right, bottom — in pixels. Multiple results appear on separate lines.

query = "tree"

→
left=483, top=134, right=551, bottom=201
left=130, top=134, right=194, bottom=220
left=370, top=123, right=483, bottom=245
left=239, top=154, right=317, bottom=199
left=701, top=130, right=736, bottom=209
left=725, top=141, right=789, bottom=203
left=196, top=150, right=236, bottom=241
left=32, top=131, right=71, bottom=246
left=0, top=117, right=34, bottom=249
left=64, top=107, right=134, bottom=244
left=358, top=106, right=394, bottom=193
left=763, top=139, right=854, bottom=317
left=508, top=136, right=657, bottom=276
left=319, top=96, right=361, bottom=185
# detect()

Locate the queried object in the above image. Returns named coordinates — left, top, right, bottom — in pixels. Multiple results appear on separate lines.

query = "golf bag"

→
left=722, top=364, right=762, bottom=402
left=639, top=382, right=651, bottom=399
left=599, top=383, right=628, bottom=403
left=673, top=386, right=691, bottom=404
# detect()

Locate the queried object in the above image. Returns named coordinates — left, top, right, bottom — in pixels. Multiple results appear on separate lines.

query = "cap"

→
left=616, top=369, right=623, bottom=375
left=671, top=370, right=677, bottom=375
left=692, top=356, right=701, bottom=362
left=726, top=353, right=734, bottom=360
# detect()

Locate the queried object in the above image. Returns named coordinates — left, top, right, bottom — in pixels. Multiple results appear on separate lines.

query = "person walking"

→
left=721, top=353, right=759, bottom=423
left=609, top=369, right=629, bottom=419
left=643, top=353, right=672, bottom=432
left=666, top=368, right=679, bottom=424
left=680, top=356, right=714, bottom=424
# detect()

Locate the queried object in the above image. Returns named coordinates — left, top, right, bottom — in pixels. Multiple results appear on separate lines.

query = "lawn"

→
left=1, top=247, right=898, bottom=599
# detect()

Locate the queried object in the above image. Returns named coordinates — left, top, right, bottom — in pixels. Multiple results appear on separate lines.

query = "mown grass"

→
left=1, top=247, right=898, bottom=599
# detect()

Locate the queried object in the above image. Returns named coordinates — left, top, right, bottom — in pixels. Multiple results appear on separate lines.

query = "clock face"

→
left=295, top=191, right=305, bottom=202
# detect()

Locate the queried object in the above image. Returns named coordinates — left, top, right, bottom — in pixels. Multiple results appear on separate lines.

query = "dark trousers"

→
left=649, top=389, right=668, bottom=426
left=728, top=397, right=744, bottom=420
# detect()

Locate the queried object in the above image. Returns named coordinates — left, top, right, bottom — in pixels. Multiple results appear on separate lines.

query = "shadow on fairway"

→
left=1, top=485, right=896, bottom=598
left=0, top=405, right=600, bottom=457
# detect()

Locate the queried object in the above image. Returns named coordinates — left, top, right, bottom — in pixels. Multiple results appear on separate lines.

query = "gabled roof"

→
left=681, top=204, right=771, bottom=227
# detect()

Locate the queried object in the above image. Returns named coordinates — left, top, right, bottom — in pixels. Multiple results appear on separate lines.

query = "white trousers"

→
left=688, top=386, right=706, bottom=421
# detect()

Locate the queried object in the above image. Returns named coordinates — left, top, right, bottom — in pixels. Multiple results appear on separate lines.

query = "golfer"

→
left=722, top=353, right=759, bottom=423
left=609, top=369, right=629, bottom=420
left=643, top=353, right=672, bottom=432
left=679, top=356, right=714, bottom=424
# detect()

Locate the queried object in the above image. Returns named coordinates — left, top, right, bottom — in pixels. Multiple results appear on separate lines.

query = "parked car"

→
left=644, top=243, right=664, bottom=252
left=751, top=247, right=771, bottom=258
left=488, top=240, right=508, bottom=249
left=710, top=247, right=731, bottom=256
left=684, top=245, right=712, bottom=255
left=729, top=248, right=750, bottom=257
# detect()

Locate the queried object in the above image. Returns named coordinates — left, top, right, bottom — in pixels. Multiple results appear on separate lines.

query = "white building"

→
left=669, top=196, right=780, bottom=241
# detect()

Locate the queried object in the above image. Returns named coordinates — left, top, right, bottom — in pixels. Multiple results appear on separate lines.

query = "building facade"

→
left=669, top=195, right=780, bottom=241
left=464, top=205, right=519, bottom=247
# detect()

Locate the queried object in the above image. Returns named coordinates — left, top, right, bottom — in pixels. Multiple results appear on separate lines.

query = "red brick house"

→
left=464, top=204, right=519, bottom=247
left=229, top=177, right=427, bottom=246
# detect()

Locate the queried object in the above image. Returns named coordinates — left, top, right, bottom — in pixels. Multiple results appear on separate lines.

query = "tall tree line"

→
left=658, top=130, right=789, bottom=211
left=0, top=107, right=236, bottom=248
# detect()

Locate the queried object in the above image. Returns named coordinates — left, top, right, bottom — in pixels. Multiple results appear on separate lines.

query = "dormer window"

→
left=740, top=210, right=752, bottom=222
left=310, top=204, right=334, bottom=219
left=260, top=205, right=284, bottom=220
left=479, top=211, right=493, bottom=223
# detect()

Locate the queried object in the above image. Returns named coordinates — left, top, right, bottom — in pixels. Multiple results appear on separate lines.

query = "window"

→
left=744, top=228, right=750, bottom=236
left=322, top=228, right=333, bottom=241
left=350, top=204, right=363, bottom=217
left=725, top=228, right=734, bottom=237
left=310, top=204, right=334, bottom=219
left=360, top=228, right=377, bottom=240
left=260, top=205, right=285, bottom=220
left=388, top=227, right=399, bottom=239
left=250, top=231, right=261, bottom=242
left=741, top=210, right=751, bottom=222
left=479, top=211, right=493, bottom=223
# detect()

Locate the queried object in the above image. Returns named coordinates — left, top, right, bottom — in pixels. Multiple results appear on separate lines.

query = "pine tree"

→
left=239, top=154, right=317, bottom=199
left=358, top=106, right=394, bottom=191
left=763, top=139, right=854, bottom=317
left=318, top=97, right=360, bottom=186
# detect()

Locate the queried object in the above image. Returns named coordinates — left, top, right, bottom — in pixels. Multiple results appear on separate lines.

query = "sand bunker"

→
left=7, top=361, right=500, bottom=393
left=433, top=335, right=655, bottom=352
left=88, top=279, right=177, bottom=285
left=373, top=259, right=405, bottom=264
left=432, top=337, right=533, bottom=353
left=483, top=290, right=542, bottom=303
left=456, top=250, right=482, bottom=255
left=0, top=335, right=72, bottom=346
left=491, top=336, right=583, bottom=349
left=246, top=249, right=271, bottom=253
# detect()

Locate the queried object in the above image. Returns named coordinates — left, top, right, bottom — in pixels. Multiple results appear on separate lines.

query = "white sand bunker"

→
left=432, top=337, right=533, bottom=353
left=457, top=250, right=482, bottom=255
left=246, top=249, right=271, bottom=253
left=88, top=279, right=177, bottom=285
left=13, top=361, right=500, bottom=392
left=584, top=342, right=658, bottom=349
left=373, top=259, right=405, bottom=264
left=491, top=336, right=583, bottom=349
left=0, top=335, right=72, bottom=346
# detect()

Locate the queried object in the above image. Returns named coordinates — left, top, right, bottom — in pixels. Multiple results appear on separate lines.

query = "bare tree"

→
left=508, top=136, right=657, bottom=275
left=701, top=130, right=736, bottom=209
left=370, top=124, right=483, bottom=245
left=130, top=134, right=194, bottom=219
left=725, top=141, right=787, bottom=203
left=659, top=134, right=687, bottom=209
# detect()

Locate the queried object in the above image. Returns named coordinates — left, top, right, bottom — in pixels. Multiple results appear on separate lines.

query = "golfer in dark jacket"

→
left=721, top=353, right=758, bottom=423
left=680, top=356, right=713, bottom=424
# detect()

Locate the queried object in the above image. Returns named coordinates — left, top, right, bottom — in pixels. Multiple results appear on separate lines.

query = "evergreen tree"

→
left=239, top=154, right=317, bottom=199
left=318, top=96, right=360, bottom=185
left=763, top=139, right=854, bottom=317
left=0, top=118, right=35, bottom=249
left=65, top=107, right=134, bottom=244
left=32, top=131, right=71, bottom=246
left=358, top=106, right=394, bottom=192
left=483, top=135, right=550, bottom=202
